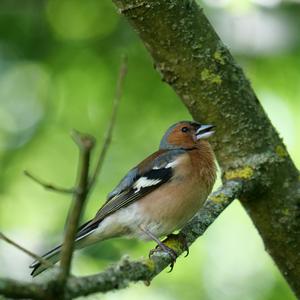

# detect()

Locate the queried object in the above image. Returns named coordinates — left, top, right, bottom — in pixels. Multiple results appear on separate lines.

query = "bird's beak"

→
left=196, top=124, right=215, bottom=140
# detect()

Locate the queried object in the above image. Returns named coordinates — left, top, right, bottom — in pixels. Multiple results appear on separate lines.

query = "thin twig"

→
left=88, top=56, right=128, bottom=190
left=58, top=57, right=127, bottom=289
left=58, top=130, right=95, bottom=285
left=0, top=58, right=127, bottom=299
left=0, top=232, right=54, bottom=270
left=0, top=180, right=243, bottom=299
left=24, top=171, right=74, bottom=194
left=66, top=180, right=244, bottom=297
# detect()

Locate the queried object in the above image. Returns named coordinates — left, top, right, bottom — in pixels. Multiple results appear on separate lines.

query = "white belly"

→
left=92, top=202, right=168, bottom=241
left=93, top=180, right=209, bottom=241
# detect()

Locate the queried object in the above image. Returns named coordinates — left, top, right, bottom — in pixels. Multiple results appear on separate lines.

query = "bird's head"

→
left=159, top=121, right=215, bottom=150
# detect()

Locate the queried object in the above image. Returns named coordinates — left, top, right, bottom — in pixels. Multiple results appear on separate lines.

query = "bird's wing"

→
left=75, top=149, right=185, bottom=240
left=105, top=167, right=139, bottom=202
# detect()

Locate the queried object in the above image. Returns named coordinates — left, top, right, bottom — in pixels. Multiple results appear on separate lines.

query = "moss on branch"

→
left=1, top=0, right=300, bottom=298
left=0, top=181, right=242, bottom=299
left=112, top=0, right=300, bottom=297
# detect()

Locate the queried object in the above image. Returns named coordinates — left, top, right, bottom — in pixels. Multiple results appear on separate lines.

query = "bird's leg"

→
left=139, top=226, right=178, bottom=271
left=152, top=233, right=190, bottom=258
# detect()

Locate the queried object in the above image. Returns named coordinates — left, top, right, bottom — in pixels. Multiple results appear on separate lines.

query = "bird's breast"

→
left=137, top=150, right=216, bottom=238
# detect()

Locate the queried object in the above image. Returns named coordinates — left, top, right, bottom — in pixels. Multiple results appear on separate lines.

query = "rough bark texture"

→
left=1, top=1, right=300, bottom=299
left=113, top=0, right=300, bottom=297
left=0, top=181, right=242, bottom=299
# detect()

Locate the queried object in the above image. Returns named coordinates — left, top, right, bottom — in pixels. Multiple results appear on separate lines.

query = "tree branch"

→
left=66, top=180, right=243, bottom=299
left=1, top=0, right=299, bottom=298
left=0, top=180, right=242, bottom=299
left=58, top=57, right=127, bottom=287
left=24, top=170, right=74, bottom=194
left=58, top=131, right=95, bottom=285
left=111, top=0, right=300, bottom=296
left=0, top=233, right=54, bottom=270
left=0, top=58, right=130, bottom=299
left=88, top=56, right=127, bottom=190
left=0, top=277, right=47, bottom=300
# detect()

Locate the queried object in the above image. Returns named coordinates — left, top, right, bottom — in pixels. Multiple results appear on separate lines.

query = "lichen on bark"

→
left=1, top=0, right=300, bottom=299
left=112, top=0, right=300, bottom=297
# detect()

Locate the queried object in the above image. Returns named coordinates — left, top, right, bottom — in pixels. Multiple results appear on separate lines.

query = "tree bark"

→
left=0, top=181, right=242, bottom=299
left=112, top=0, right=300, bottom=297
left=1, top=1, right=300, bottom=299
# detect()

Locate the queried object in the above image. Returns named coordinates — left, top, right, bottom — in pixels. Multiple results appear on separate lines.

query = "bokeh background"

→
left=0, top=0, right=299, bottom=299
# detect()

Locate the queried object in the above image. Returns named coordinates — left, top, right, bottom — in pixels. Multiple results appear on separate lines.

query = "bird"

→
left=30, top=120, right=216, bottom=277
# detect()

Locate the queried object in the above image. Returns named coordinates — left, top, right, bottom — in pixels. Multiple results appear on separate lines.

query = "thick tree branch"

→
left=0, top=277, right=47, bottom=300
left=67, top=180, right=243, bottom=298
left=111, top=0, right=300, bottom=297
left=1, top=1, right=300, bottom=298
left=0, top=180, right=242, bottom=299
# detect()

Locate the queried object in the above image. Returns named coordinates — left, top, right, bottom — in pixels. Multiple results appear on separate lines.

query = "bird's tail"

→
left=30, top=244, right=62, bottom=277
left=30, top=219, right=101, bottom=277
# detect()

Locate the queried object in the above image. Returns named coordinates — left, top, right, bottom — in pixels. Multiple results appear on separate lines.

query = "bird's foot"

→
left=149, top=241, right=178, bottom=272
left=148, top=233, right=190, bottom=272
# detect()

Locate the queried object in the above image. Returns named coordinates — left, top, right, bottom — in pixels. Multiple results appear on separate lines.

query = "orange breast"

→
left=138, top=146, right=216, bottom=236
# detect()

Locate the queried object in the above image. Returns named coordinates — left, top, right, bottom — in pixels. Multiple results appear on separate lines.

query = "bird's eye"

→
left=181, top=127, right=189, bottom=133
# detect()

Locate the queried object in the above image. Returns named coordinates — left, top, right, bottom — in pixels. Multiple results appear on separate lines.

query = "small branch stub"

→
left=24, top=171, right=74, bottom=194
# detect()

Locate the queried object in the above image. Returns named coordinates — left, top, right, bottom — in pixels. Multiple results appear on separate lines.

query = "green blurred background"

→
left=0, top=0, right=299, bottom=299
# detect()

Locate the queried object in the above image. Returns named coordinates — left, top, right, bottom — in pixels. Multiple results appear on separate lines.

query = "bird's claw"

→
left=148, top=233, right=190, bottom=272
left=149, top=242, right=178, bottom=272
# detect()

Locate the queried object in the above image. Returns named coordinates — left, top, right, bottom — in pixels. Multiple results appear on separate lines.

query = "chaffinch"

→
left=30, top=121, right=216, bottom=276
